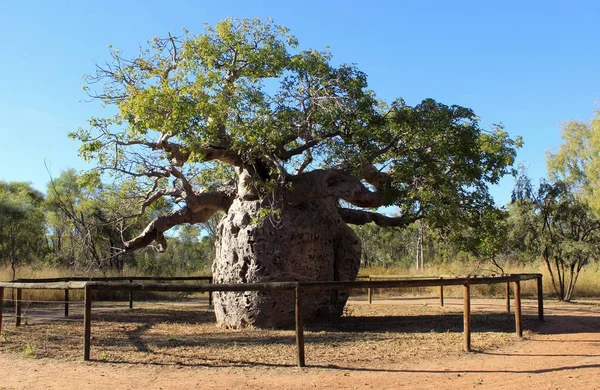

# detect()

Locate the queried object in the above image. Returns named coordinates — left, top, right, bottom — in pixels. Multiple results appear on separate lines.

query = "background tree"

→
left=507, top=170, right=541, bottom=266
left=132, top=228, right=214, bottom=276
left=0, top=182, right=46, bottom=280
left=72, top=18, right=521, bottom=327
left=444, top=206, right=510, bottom=274
left=547, top=109, right=600, bottom=212
left=511, top=173, right=600, bottom=301
left=168, top=224, right=214, bottom=273
left=353, top=223, right=415, bottom=269
left=46, top=169, right=116, bottom=272
left=45, top=169, right=84, bottom=268
left=45, top=170, right=169, bottom=273
left=541, top=181, right=600, bottom=301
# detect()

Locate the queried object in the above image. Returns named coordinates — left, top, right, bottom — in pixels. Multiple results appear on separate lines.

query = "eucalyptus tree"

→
left=447, top=206, right=510, bottom=273
left=547, top=109, right=600, bottom=212
left=72, top=18, right=520, bottom=327
left=542, top=110, right=600, bottom=299
left=538, top=181, right=600, bottom=300
left=353, top=223, right=415, bottom=269
left=511, top=173, right=600, bottom=301
left=0, top=182, right=46, bottom=280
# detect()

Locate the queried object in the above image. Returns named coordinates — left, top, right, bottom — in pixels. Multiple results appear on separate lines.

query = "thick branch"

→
left=362, top=164, right=393, bottom=190
left=338, top=207, right=421, bottom=227
left=139, top=181, right=182, bottom=214
left=287, top=169, right=386, bottom=207
left=360, top=164, right=408, bottom=204
left=187, top=191, right=234, bottom=213
left=201, top=145, right=244, bottom=167
left=166, top=166, right=196, bottom=203
left=123, top=191, right=233, bottom=251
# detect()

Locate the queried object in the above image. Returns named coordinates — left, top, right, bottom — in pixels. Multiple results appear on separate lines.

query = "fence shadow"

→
left=92, top=307, right=216, bottom=325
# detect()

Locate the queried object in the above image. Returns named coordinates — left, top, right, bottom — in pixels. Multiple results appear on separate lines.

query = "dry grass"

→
left=360, top=262, right=600, bottom=300
left=0, top=299, right=529, bottom=368
left=3, top=261, right=599, bottom=304
left=0, top=266, right=210, bottom=302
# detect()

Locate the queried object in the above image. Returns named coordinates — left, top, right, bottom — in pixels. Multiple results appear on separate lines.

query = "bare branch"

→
left=274, top=132, right=340, bottom=160
left=114, top=137, right=244, bottom=168
left=94, top=166, right=169, bottom=179
left=296, top=151, right=313, bottom=174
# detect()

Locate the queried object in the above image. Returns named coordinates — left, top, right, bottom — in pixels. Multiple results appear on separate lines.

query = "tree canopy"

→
left=509, top=157, right=600, bottom=302
left=547, top=109, right=600, bottom=213
left=71, top=18, right=521, bottom=252
left=0, top=181, right=46, bottom=278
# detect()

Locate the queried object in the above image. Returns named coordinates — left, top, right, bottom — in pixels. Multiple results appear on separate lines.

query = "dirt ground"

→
left=1, top=297, right=599, bottom=389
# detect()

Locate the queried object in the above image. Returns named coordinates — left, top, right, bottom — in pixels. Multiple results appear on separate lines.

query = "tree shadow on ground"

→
left=91, top=309, right=539, bottom=334
left=530, top=315, right=600, bottom=335
left=91, top=312, right=541, bottom=352
left=86, top=309, right=598, bottom=370
left=303, top=362, right=600, bottom=374
left=6, top=300, right=600, bottom=371
left=307, top=312, right=537, bottom=334
left=96, top=354, right=600, bottom=374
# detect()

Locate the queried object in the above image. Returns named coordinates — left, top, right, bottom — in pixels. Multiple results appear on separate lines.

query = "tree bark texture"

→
left=212, top=198, right=361, bottom=328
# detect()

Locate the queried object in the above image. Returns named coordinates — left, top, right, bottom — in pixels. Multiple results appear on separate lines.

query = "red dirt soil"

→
left=1, top=298, right=599, bottom=389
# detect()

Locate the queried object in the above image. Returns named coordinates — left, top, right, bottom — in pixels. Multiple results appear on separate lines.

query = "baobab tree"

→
left=72, top=18, right=520, bottom=327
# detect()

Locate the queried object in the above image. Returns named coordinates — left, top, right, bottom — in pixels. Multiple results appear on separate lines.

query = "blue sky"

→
left=0, top=0, right=598, bottom=206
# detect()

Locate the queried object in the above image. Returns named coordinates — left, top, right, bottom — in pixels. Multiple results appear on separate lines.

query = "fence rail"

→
left=0, top=273, right=544, bottom=368
left=12, top=276, right=213, bottom=283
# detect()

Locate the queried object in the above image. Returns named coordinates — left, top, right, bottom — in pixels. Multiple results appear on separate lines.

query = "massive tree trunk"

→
left=120, top=167, right=415, bottom=329
left=212, top=197, right=362, bottom=328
